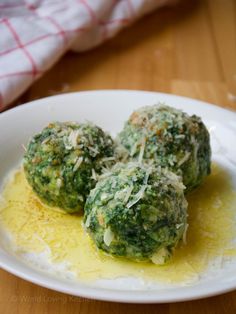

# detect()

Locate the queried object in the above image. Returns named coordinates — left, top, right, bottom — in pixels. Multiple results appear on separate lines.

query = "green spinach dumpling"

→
left=24, top=122, right=115, bottom=213
left=84, top=162, right=187, bottom=264
left=118, top=104, right=211, bottom=192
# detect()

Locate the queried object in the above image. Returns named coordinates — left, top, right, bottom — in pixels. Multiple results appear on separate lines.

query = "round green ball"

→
left=23, top=122, right=115, bottom=213
left=84, top=162, right=187, bottom=264
left=117, top=104, right=211, bottom=192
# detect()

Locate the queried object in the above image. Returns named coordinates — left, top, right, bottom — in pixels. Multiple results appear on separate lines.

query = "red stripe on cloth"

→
left=0, top=34, right=53, bottom=57
left=3, top=19, right=39, bottom=77
left=0, top=91, right=3, bottom=110
left=71, top=26, right=88, bottom=33
left=0, top=2, right=24, bottom=9
left=24, top=3, right=37, bottom=11
left=126, top=0, right=135, bottom=17
left=98, top=1, right=126, bottom=41
left=46, top=17, right=67, bottom=46
left=79, top=0, right=98, bottom=24
left=24, top=2, right=68, bottom=47
left=0, top=25, right=88, bottom=59
left=50, top=4, right=69, bottom=16
left=0, top=71, right=42, bottom=80
left=99, top=18, right=129, bottom=26
left=100, top=24, right=108, bottom=42
left=0, top=18, right=7, bottom=24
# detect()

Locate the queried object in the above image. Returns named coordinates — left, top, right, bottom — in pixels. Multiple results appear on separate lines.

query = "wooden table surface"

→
left=1, top=0, right=236, bottom=313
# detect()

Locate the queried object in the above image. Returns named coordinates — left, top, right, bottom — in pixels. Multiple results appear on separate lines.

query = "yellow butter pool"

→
left=0, top=163, right=236, bottom=284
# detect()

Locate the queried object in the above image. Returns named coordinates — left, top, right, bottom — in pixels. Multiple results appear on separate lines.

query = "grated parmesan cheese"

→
left=91, top=168, right=97, bottom=181
left=103, top=227, right=114, bottom=246
left=164, top=169, right=185, bottom=192
left=101, top=157, right=116, bottom=163
left=89, top=146, right=99, bottom=156
left=21, top=144, right=27, bottom=152
left=124, top=185, right=134, bottom=204
left=182, top=223, right=189, bottom=245
left=73, top=157, right=83, bottom=172
left=138, top=137, right=146, bottom=164
left=127, top=184, right=147, bottom=208
left=151, top=248, right=170, bottom=265
left=56, top=178, right=63, bottom=188
left=85, top=215, right=91, bottom=228
left=178, top=152, right=191, bottom=166
left=68, top=130, right=79, bottom=148
left=130, top=141, right=138, bottom=157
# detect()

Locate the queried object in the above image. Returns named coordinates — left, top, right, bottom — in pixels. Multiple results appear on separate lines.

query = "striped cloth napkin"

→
left=0, top=0, right=174, bottom=111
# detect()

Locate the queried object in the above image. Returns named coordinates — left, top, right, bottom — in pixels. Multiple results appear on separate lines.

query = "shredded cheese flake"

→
left=138, top=137, right=146, bottom=164
left=126, top=165, right=151, bottom=208
left=91, top=169, right=97, bottom=181
left=56, top=178, right=63, bottom=188
left=151, top=248, right=170, bottom=265
left=101, top=157, right=116, bottom=162
left=127, top=185, right=147, bottom=208
left=73, top=157, right=83, bottom=172
left=103, top=227, right=114, bottom=246
left=124, top=185, right=134, bottom=204
left=89, top=146, right=99, bottom=156
left=68, top=130, right=79, bottom=148
left=85, top=215, right=91, bottom=228
left=178, top=152, right=191, bottom=166
left=182, top=223, right=189, bottom=245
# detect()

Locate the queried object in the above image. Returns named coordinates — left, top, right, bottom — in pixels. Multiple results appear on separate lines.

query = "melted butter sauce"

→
left=1, top=163, right=236, bottom=284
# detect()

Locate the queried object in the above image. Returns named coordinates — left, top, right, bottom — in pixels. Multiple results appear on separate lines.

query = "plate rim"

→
left=1, top=89, right=236, bottom=119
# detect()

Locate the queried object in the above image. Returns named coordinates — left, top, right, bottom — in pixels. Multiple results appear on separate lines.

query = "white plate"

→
left=0, top=90, right=236, bottom=303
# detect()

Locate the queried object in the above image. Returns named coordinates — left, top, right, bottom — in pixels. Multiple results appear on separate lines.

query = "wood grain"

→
left=1, top=0, right=236, bottom=313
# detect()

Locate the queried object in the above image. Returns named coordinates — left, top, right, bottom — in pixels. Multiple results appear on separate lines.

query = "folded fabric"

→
left=0, top=0, right=173, bottom=111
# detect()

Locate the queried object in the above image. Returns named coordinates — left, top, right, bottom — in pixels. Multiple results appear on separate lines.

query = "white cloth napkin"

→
left=0, top=0, right=173, bottom=111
